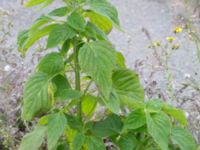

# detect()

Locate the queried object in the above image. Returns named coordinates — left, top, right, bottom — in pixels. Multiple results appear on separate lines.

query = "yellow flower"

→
left=174, top=27, right=183, bottom=34
left=166, top=36, right=175, bottom=43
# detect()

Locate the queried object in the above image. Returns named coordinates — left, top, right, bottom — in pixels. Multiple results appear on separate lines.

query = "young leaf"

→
left=67, top=11, right=86, bottom=31
left=170, top=127, right=196, bottom=150
left=47, top=24, right=76, bottom=48
left=117, top=133, right=138, bottom=150
left=22, top=72, right=51, bottom=121
left=48, top=7, right=70, bottom=17
left=146, top=112, right=171, bottom=150
left=86, top=136, right=106, bottom=150
left=79, top=41, right=117, bottom=97
left=47, top=112, right=67, bottom=150
left=19, top=125, right=46, bottom=150
left=24, top=0, right=46, bottom=7
left=90, top=114, right=122, bottom=137
left=116, top=51, right=126, bottom=68
left=123, top=109, right=146, bottom=131
left=86, top=0, right=120, bottom=28
left=72, top=133, right=85, bottom=150
left=112, top=69, right=145, bottom=102
left=82, top=95, right=97, bottom=118
left=37, top=52, right=64, bottom=75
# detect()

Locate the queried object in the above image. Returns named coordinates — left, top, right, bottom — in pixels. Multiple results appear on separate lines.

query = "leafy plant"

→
left=17, top=0, right=197, bottom=150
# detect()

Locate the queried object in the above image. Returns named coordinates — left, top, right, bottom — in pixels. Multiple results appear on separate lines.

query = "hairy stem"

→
left=73, top=37, right=82, bottom=121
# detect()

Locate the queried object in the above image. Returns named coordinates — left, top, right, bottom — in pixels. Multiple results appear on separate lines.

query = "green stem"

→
left=73, top=37, right=82, bottom=121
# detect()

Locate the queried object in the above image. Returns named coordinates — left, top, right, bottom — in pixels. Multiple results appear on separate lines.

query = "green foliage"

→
left=18, top=0, right=197, bottom=150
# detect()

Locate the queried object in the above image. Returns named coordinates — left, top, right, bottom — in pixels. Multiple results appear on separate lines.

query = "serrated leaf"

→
left=48, top=7, right=70, bottom=17
left=163, top=105, right=187, bottom=127
left=82, top=95, right=97, bottom=118
left=117, top=133, right=138, bottom=150
left=22, top=72, right=51, bottom=121
left=170, top=127, right=196, bottom=150
left=67, top=11, right=86, bottom=31
left=84, top=11, right=113, bottom=34
left=37, top=52, right=64, bottom=75
left=112, top=69, right=145, bottom=103
left=90, top=114, right=122, bottom=137
left=146, top=112, right=171, bottom=150
left=79, top=41, right=117, bottom=97
left=47, top=24, right=76, bottom=48
left=123, top=109, right=146, bottom=131
left=47, top=112, right=67, bottom=150
left=19, top=125, right=46, bottom=150
left=87, top=0, right=120, bottom=28
left=86, top=136, right=106, bottom=150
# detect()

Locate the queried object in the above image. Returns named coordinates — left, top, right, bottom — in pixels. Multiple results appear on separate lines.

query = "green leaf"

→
left=60, top=39, right=71, bottom=56
left=119, top=95, right=145, bottom=109
left=31, top=15, right=53, bottom=30
left=106, top=90, right=120, bottom=114
left=117, top=133, right=138, bottom=150
left=146, top=99, right=163, bottom=113
left=49, top=7, right=70, bottom=17
left=47, top=24, right=76, bottom=48
left=47, top=112, right=67, bottom=150
left=72, top=133, right=85, bottom=150
left=19, top=125, right=46, bottom=150
left=87, top=0, right=120, bottom=27
left=24, top=0, right=46, bottom=7
left=79, top=41, right=117, bottom=97
left=170, top=127, right=196, bottom=150
left=123, top=109, right=146, bottom=131
left=67, top=11, right=86, bottom=31
left=82, top=95, right=97, bottom=118
left=112, top=69, right=145, bottom=102
left=163, top=105, right=187, bottom=127
left=17, top=30, right=29, bottom=51
left=57, top=89, right=82, bottom=101
left=86, top=136, right=106, bottom=150
left=116, top=51, right=126, bottom=68
left=84, top=11, right=113, bottom=34
left=91, top=114, right=122, bottom=137
left=146, top=112, right=171, bottom=150
left=37, top=52, right=64, bottom=75
left=22, top=72, right=51, bottom=121
left=66, top=114, right=83, bottom=131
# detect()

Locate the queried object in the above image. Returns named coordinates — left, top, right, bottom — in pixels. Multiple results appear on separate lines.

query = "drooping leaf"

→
left=37, top=52, right=64, bottom=75
left=112, top=69, right=145, bottom=102
left=47, top=112, right=67, bottom=150
left=48, top=7, right=70, bottom=17
left=90, top=114, right=122, bottom=137
left=82, top=95, right=97, bottom=118
left=163, top=105, right=187, bottom=127
left=79, top=41, right=117, bottom=97
left=22, top=72, right=51, bottom=121
left=72, top=133, right=85, bottom=150
left=117, top=133, right=138, bottom=150
left=86, top=136, right=106, bottom=150
left=86, top=0, right=120, bottom=27
left=67, top=11, right=86, bottom=31
left=170, top=127, right=196, bottom=150
left=123, top=109, right=146, bottom=131
left=47, top=24, right=76, bottom=48
left=19, top=125, right=46, bottom=150
left=146, top=112, right=171, bottom=150
left=84, top=11, right=113, bottom=34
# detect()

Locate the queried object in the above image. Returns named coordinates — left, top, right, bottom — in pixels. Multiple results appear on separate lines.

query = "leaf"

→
left=117, top=133, right=138, bottom=150
left=47, top=24, right=76, bottom=48
left=49, top=7, right=70, bottom=17
left=47, top=112, right=67, bottom=150
left=112, top=69, right=145, bottom=102
left=106, top=90, right=120, bottom=114
left=57, top=89, right=82, bottom=101
left=82, top=95, right=97, bottom=118
left=91, top=114, right=122, bottom=137
left=170, top=127, right=196, bottom=150
left=146, top=112, right=171, bottom=150
left=67, top=11, right=86, bottom=31
left=60, top=39, right=71, bottom=56
left=17, top=30, right=29, bottom=51
left=22, top=72, right=51, bottom=121
left=79, top=41, right=117, bottom=97
left=84, top=11, right=113, bottom=34
left=163, top=105, right=187, bottom=127
left=146, top=99, right=163, bottom=113
left=19, top=125, right=46, bottom=150
left=24, top=0, right=46, bottom=7
left=86, top=136, right=106, bottom=150
left=87, top=0, right=120, bottom=28
left=116, top=51, right=126, bottom=68
left=72, top=133, right=85, bottom=150
left=119, top=95, right=145, bottom=109
left=66, top=114, right=83, bottom=131
left=37, top=52, right=64, bottom=75
left=123, top=109, right=146, bottom=131
left=31, top=15, right=53, bottom=30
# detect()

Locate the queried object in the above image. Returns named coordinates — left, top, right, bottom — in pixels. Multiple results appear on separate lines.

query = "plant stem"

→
left=73, top=37, right=82, bottom=121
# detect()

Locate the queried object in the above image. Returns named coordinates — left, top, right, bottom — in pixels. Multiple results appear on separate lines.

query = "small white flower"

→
left=184, top=73, right=191, bottom=79
left=4, top=65, right=11, bottom=72
left=185, top=112, right=189, bottom=118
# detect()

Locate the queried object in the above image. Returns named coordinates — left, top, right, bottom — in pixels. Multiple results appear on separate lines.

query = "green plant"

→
left=17, top=0, right=197, bottom=150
